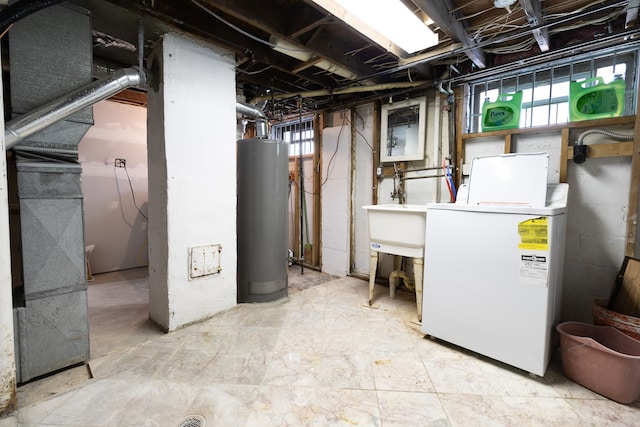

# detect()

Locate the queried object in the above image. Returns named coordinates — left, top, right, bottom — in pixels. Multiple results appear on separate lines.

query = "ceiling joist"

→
left=89, top=0, right=634, bottom=116
left=520, top=0, right=550, bottom=52
left=411, top=0, right=486, bottom=68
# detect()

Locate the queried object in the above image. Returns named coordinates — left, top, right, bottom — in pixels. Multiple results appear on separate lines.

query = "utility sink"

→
left=363, top=203, right=427, bottom=321
left=362, top=204, right=427, bottom=258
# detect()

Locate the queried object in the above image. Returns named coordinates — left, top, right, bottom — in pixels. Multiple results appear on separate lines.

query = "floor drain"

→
left=176, top=414, right=206, bottom=427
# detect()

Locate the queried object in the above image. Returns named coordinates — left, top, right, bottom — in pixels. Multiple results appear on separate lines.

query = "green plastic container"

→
left=481, top=91, right=522, bottom=132
left=569, top=76, right=625, bottom=122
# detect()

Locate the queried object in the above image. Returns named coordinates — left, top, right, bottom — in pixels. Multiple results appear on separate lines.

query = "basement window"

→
left=465, top=47, right=638, bottom=133
left=272, top=117, right=315, bottom=156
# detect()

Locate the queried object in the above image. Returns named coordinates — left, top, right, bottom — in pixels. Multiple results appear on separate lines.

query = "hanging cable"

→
left=120, top=165, right=148, bottom=221
left=188, top=0, right=308, bottom=54
left=343, top=113, right=374, bottom=151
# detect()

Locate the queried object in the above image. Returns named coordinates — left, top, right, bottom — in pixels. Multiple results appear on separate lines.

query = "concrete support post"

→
left=146, top=33, right=237, bottom=331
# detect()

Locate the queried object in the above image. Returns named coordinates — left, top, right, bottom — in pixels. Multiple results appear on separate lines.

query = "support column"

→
left=0, top=52, right=17, bottom=416
left=147, top=33, right=237, bottom=331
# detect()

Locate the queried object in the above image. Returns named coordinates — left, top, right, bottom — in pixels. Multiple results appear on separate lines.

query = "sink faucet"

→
left=390, top=163, right=406, bottom=204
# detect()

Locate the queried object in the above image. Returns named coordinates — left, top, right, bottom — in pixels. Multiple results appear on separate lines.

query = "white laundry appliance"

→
left=421, top=152, right=568, bottom=376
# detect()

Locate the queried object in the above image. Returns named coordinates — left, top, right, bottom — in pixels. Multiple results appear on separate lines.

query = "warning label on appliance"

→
left=518, top=217, right=548, bottom=250
left=520, top=253, right=549, bottom=284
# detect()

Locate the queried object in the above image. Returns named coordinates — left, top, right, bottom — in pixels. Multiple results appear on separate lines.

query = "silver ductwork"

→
left=9, top=2, right=95, bottom=384
left=5, top=67, right=145, bottom=150
left=236, top=101, right=268, bottom=138
left=236, top=100, right=266, bottom=119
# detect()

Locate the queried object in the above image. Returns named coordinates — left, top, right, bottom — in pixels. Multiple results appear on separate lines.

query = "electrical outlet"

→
left=115, top=158, right=126, bottom=168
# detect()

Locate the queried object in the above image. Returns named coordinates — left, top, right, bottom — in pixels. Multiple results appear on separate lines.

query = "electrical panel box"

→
left=189, top=244, right=222, bottom=279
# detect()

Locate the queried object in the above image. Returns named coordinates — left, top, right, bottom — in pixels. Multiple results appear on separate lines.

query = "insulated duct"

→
left=0, top=0, right=66, bottom=35
left=5, top=67, right=145, bottom=150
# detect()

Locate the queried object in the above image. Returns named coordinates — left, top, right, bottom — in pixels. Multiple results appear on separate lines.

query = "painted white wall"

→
left=0, top=53, right=17, bottom=415
left=79, top=101, right=148, bottom=274
left=147, top=33, right=237, bottom=332
left=321, top=114, right=352, bottom=276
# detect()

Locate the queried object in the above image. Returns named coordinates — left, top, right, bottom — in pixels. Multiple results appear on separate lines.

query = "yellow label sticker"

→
left=518, top=217, right=548, bottom=250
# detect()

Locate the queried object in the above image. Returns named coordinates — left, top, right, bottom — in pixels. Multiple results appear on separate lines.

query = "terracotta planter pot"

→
left=592, top=298, right=640, bottom=341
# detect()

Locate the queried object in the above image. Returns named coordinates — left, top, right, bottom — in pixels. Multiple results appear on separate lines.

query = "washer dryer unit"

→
left=421, top=152, right=568, bottom=376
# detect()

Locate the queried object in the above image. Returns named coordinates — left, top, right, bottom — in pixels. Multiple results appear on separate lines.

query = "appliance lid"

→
left=466, top=152, right=549, bottom=207
left=428, top=183, right=568, bottom=215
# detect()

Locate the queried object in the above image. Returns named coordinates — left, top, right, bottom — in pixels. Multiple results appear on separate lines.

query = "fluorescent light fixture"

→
left=312, top=0, right=438, bottom=54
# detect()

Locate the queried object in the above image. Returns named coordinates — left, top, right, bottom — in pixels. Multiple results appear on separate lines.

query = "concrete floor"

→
left=3, top=265, right=640, bottom=426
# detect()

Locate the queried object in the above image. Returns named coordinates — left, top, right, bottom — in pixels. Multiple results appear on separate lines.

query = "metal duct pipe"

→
left=236, top=100, right=266, bottom=119
left=236, top=101, right=268, bottom=138
left=5, top=67, right=145, bottom=150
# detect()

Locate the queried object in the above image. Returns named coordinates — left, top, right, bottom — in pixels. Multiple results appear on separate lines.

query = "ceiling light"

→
left=311, top=0, right=438, bottom=55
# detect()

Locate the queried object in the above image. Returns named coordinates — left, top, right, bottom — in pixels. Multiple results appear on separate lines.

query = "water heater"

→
left=237, top=138, right=289, bottom=302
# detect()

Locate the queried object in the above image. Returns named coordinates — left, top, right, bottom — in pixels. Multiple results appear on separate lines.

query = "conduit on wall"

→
left=573, top=129, right=634, bottom=164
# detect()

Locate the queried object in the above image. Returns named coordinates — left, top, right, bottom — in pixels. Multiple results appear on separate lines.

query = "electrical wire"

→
left=293, top=112, right=348, bottom=197
left=188, top=0, right=308, bottom=54
left=549, top=9, right=625, bottom=34
left=320, top=113, right=347, bottom=188
left=343, top=113, right=374, bottom=151
left=236, top=65, right=273, bottom=75
left=545, top=0, right=614, bottom=19
left=121, top=165, right=148, bottom=221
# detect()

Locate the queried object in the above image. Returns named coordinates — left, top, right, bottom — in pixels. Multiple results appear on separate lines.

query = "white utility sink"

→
left=362, top=204, right=427, bottom=258
left=362, top=203, right=427, bottom=321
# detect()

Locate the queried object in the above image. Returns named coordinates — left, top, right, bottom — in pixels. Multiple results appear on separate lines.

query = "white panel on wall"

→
left=512, top=133, right=562, bottom=184
left=321, top=124, right=351, bottom=276
left=463, top=138, right=504, bottom=177
left=352, top=106, right=375, bottom=276
left=80, top=100, right=148, bottom=274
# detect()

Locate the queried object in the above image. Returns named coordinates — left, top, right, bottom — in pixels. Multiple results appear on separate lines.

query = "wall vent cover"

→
left=176, top=414, right=206, bottom=427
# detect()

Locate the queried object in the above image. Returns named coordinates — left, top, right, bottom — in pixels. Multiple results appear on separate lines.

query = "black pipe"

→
left=298, top=96, right=304, bottom=275
left=0, top=0, right=66, bottom=35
